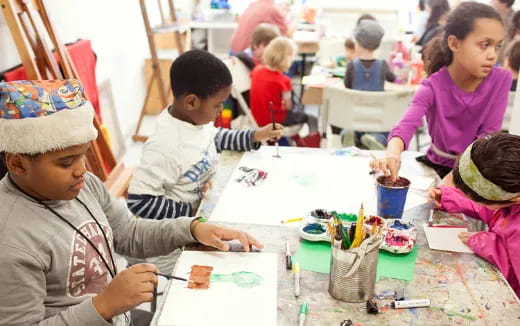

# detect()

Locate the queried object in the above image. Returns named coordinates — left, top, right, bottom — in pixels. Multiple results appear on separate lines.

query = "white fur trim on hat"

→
left=0, top=102, right=98, bottom=154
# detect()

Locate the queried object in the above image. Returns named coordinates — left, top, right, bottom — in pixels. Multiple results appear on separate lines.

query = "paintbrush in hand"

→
left=269, top=101, right=281, bottom=158
left=154, top=272, right=189, bottom=282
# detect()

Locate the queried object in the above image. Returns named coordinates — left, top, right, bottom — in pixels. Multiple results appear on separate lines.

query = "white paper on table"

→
left=422, top=225, right=474, bottom=253
left=210, top=146, right=376, bottom=225
left=157, top=251, right=277, bottom=326
left=210, top=147, right=431, bottom=225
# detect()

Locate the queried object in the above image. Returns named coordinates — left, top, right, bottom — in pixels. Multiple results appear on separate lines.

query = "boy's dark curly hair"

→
left=169, top=49, right=232, bottom=99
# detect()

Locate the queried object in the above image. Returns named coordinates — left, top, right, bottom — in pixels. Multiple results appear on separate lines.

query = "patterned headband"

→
left=458, top=144, right=520, bottom=201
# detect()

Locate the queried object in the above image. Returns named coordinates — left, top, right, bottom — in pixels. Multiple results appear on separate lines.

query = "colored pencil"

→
left=351, top=203, right=365, bottom=248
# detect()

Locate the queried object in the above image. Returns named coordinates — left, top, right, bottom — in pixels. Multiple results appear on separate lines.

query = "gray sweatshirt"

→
left=0, top=172, right=196, bottom=326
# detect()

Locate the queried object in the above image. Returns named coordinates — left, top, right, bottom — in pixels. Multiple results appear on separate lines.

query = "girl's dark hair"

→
left=506, top=10, right=520, bottom=41
left=423, top=2, right=503, bottom=76
left=425, top=0, right=450, bottom=30
left=453, top=133, right=520, bottom=205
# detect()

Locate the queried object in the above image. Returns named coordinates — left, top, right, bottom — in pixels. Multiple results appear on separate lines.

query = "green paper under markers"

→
left=376, top=246, right=419, bottom=281
left=293, top=240, right=331, bottom=274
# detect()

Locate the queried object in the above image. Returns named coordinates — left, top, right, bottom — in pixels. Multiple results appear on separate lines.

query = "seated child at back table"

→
left=128, top=50, right=283, bottom=220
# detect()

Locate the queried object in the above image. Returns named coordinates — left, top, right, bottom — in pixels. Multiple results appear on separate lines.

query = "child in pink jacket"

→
left=430, top=133, right=520, bottom=297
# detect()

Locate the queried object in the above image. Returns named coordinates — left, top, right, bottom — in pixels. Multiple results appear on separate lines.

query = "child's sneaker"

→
left=360, top=134, right=386, bottom=150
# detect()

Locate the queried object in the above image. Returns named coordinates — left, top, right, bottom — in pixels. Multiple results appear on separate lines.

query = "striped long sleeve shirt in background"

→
left=127, top=110, right=261, bottom=220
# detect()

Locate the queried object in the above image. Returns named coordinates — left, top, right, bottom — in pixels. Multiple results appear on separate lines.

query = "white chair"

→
left=510, top=90, right=520, bottom=135
left=221, top=57, right=258, bottom=129
left=503, top=91, right=515, bottom=131
left=322, top=86, right=415, bottom=147
left=222, top=57, right=304, bottom=138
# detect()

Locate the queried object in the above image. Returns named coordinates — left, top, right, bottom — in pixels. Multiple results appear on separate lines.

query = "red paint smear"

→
left=380, top=306, right=390, bottom=312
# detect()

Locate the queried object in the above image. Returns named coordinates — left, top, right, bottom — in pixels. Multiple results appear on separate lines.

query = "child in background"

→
left=250, top=36, right=318, bottom=132
left=370, top=2, right=511, bottom=180
left=343, top=19, right=396, bottom=149
left=498, top=10, right=520, bottom=65
left=0, top=79, right=263, bottom=326
left=344, top=20, right=395, bottom=91
left=238, top=23, right=280, bottom=68
left=416, top=0, right=450, bottom=47
left=504, top=38, right=520, bottom=91
left=128, top=50, right=282, bottom=221
left=335, top=38, right=355, bottom=68
left=429, top=133, right=520, bottom=297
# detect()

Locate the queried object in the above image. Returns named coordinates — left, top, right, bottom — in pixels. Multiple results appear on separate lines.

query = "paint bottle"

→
left=391, top=299, right=430, bottom=309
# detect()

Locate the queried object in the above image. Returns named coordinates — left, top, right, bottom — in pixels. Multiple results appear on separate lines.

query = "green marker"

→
left=298, top=301, right=308, bottom=326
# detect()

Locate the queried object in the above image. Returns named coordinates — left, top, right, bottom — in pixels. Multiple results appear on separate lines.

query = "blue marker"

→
left=298, top=301, right=308, bottom=326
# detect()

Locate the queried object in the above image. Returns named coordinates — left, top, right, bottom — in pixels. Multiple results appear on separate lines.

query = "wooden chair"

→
left=0, top=0, right=132, bottom=197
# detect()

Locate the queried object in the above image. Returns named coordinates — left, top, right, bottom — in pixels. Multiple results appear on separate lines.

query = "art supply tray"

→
left=298, top=209, right=356, bottom=242
left=298, top=210, right=417, bottom=253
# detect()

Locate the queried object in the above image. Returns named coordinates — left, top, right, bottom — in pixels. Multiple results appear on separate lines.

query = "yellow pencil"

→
left=281, top=217, right=304, bottom=224
left=351, top=203, right=365, bottom=248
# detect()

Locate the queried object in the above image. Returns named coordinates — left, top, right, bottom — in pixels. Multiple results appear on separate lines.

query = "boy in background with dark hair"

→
left=343, top=20, right=395, bottom=149
left=504, top=38, right=520, bottom=91
left=334, top=38, right=355, bottom=68
left=128, top=50, right=283, bottom=221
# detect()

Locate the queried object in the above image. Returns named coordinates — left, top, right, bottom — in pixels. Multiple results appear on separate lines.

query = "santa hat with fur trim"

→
left=0, top=79, right=97, bottom=154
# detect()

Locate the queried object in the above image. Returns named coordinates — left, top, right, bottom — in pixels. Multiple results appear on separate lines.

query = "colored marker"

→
left=285, top=239, right=292, bottom=270
left=281, top=217, right=303, bottom=224
left=294, top=262, right=301, bottom=297
left=391, top=299, right=430, bottom=309
left=298, top=300, right=308, bottom=326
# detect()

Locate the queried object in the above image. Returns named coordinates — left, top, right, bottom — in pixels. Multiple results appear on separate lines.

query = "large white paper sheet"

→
left=209, top=147, right=430, bottom=225
left=157, top=251, right=277, bottom=326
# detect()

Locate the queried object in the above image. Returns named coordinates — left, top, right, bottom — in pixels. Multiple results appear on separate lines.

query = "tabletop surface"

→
left=152, top=149, right=520, bottom=326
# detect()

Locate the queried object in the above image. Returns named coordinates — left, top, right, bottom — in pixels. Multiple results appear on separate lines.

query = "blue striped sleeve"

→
left=214, top=129, right=261, bottom=153
left=127, top=194, right=193, bottom=219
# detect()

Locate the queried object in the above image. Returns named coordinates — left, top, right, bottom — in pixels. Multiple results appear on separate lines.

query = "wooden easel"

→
left=133, top=0, right=187, bottom=142
left=0, top=0, right=133, bottom=197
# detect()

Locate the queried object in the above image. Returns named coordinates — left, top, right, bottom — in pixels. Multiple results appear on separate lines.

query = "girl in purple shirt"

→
left=371, top=2, right=512, bottom=180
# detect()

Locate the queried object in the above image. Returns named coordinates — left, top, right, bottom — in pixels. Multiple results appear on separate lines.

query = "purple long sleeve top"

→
left=389, top=66, right=512, bottom=168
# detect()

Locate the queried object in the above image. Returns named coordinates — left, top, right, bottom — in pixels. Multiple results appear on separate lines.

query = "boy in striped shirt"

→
left=128, top=50, right=283, bottom=220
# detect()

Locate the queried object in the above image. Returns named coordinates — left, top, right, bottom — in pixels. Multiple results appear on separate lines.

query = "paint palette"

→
left=298, top=209, right=357, bottom=242
left=298, top=222, right=331, bottom=242
left=363, top=216, right=417, bottom=253
left=380, top=219, right=417, bottom=254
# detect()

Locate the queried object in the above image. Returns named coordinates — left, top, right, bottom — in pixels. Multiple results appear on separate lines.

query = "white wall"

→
left=1, top=0, right=516, bottom=139
left=0, top=0, right=153, bottom=139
